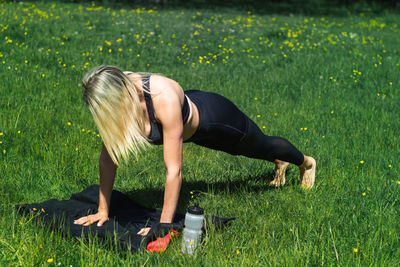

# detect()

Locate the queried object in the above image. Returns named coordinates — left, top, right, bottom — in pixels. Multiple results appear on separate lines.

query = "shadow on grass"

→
left=125, top=168, right=295, bottom=212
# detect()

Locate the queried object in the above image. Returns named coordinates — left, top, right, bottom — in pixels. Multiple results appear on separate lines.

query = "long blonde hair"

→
left=82, top=65, right=150, bottom=165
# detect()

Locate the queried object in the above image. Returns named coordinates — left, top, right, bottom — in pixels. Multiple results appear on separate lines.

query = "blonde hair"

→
left=82, top=65, right=150, bottom=165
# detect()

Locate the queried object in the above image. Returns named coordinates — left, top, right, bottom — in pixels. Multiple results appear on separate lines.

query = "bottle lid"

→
left=188, top=202, right=204, bottom=215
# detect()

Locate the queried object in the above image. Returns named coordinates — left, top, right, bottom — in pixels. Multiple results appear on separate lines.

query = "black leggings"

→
left=184, top=90, right=304, bottom=166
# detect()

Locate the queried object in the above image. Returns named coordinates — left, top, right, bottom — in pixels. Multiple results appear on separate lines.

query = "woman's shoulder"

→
left=150, top=74, right=183, bottom=95
left=123, top=71, right=183, bottom=100
left=148, top=75, right=186, bottom=114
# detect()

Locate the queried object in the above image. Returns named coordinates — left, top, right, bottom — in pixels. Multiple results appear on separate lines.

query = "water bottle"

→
left=181, top=203, right=204, bottom=255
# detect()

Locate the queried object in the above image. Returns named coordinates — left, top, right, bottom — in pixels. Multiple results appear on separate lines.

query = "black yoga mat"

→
left=16, top=185, right=234, bottom=252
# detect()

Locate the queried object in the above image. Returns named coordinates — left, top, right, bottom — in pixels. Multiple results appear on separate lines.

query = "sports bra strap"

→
left=142, top=75, right=157, bottom=123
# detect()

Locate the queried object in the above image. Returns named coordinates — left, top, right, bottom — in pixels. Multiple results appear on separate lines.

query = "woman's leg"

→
left=231, top=118, right=316, bottom=188
left=186, top=90, right=316, bottom=188
left=230, top=118, right=304, bottom=164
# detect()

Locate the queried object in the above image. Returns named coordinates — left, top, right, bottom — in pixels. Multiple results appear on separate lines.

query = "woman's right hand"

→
left=73, top=209, right=109, bottom=227
left=74, top=144, right=115, bottom=227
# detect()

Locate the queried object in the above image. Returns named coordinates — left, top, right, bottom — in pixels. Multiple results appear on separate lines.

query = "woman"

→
left=74, top=65, right=316, bottom=236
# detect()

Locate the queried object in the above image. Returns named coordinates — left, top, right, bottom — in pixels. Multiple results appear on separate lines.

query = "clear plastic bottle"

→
left=181, top=203, right=204, bottom=255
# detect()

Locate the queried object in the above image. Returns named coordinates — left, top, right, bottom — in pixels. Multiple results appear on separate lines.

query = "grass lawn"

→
left=0, top=0, right=399, bottom=265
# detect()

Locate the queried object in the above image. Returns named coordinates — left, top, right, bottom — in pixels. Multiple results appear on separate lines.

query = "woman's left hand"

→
left=137, top=227, right=151, bottom=236
left=139, top=223, right=177, bottom=241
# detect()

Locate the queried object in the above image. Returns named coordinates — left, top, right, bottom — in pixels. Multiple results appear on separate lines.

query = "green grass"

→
left=1, top=0, right=400, bottom=265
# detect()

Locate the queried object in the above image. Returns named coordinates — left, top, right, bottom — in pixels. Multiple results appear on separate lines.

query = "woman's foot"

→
left=269, top=160, right=290, bottom=187
left=299, top=156, right=316, bottom=189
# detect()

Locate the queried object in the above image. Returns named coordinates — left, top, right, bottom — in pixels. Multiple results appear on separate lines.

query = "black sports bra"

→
left=142, top=75, right=190, bottom=145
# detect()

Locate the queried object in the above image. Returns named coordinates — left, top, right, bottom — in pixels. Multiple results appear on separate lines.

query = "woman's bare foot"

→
left=299, top=156, right=316, bottom=189
left=269, top=160, right=290, bottom=187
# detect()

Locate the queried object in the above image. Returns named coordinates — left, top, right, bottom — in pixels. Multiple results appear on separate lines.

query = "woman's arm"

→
left=74, top=143, right=117, bottom=227
left=98, top=143, right=118, bottom=218
left=137, top=86, right=184, bottom=236
left=158, top=92, right=184, bottom=224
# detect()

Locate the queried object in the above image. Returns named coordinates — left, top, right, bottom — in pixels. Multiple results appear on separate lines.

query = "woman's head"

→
left=82, top=65, right=149, bottom=165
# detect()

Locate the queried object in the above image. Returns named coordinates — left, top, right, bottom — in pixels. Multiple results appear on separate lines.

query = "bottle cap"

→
left=188, top=202, right=204, bottom=215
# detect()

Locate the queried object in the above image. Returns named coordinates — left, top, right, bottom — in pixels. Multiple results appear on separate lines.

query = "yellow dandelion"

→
left=362, top=192, right=366, bottom=196
left=33, top=208, right=37, bottom=211
left=190, top=191, right=193, bottom=194
left=189, top=241, right=193, bottom=246
left=19, top=221, right=23, bottom=225
left=388, top=164, right=392, bottom=168
left=360, top=161, right=364, bottom=164
left=2, top=149, right=5, bottom=154
left=254, top=97, right=258, bottom=100
left=75, top=147, right=78, bottom=151
left=304, top=127, right=307, bottom=131
left=0, top=132, right=3, bottom=136
left=41, top=208, right=45, bottom=213
left=17, top=130, right=21, bottom=134
left=0, top=141, right=2, bottom=144
left=82, top=129, right=85, bottom=132
left=397, top=181, right=400, bottom=185
left=330, top=110, right=334, bottom=114
left=289, top=228, right=293, bottom=232
left=274, top=113, right=278, bottom=116
left=67, top=122, right=71, bottom=126
left=236, top=249, right=240, bottom=255
left=257, top=115, right=261, bottom=118
left=262, top=126, right=266, bottom=129
left=353, top=248, right=358, bottom=253
left=322, top=136, right=325, bottom=138
left=41, top=74, right=45, bottom=77
left=47, top=258, right=53, bottom=263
